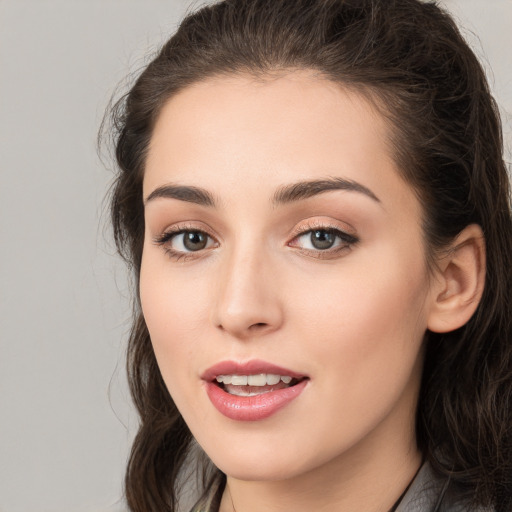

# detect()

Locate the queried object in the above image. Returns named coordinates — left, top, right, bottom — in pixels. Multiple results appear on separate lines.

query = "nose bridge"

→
left=212, top=234, right=283, bottom=338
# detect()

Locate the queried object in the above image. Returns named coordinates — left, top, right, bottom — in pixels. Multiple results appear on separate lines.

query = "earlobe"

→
left=427, top=224, right=486, bottom=333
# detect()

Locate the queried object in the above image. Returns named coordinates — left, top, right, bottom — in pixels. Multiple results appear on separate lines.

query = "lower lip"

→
left=205, top=380, right=308, bottom=421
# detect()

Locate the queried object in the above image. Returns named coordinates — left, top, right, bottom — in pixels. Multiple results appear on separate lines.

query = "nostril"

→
left=250, top=322, right=268, bottom=330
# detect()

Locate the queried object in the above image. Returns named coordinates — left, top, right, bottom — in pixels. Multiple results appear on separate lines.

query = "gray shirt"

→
left=396, top=463, right=492, bottom=512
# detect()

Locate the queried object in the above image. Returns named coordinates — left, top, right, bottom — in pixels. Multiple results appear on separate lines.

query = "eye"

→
left=290, top=227, right=358, bottom=254
left=154, top=228, right=217, bottom=259
left=303, top=229, right=339, bottom=250
left=172, top=230, right=212, bottom=252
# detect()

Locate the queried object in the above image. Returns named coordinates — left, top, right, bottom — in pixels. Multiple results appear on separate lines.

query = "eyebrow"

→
left=272, top=177, right=380, bottom=206
left=144, top=177, right=380, bottom=208
left=145, top=184, right=217, bottom=207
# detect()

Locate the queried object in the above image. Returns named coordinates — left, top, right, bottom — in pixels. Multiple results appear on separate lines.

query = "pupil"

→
left=184, top=231, right=207, bottom=251
left=311, top=230, right=335, bottom=250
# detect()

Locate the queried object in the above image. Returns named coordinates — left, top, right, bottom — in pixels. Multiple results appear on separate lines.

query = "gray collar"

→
left=396, top=463, right=492, bottom=512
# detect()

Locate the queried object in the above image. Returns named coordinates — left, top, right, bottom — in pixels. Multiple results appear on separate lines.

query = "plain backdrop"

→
left=0, top=1, right=510, bottom=511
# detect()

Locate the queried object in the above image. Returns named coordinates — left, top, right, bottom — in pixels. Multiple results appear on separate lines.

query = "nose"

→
left=211, top=244, right=284, bottom=340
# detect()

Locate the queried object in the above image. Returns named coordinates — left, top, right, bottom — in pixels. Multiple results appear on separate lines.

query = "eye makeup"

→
left=152, top=217, right=359, bottom=263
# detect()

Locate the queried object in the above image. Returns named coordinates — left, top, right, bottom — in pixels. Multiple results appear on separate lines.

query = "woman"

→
left=105, top=0, right=512, bottom=510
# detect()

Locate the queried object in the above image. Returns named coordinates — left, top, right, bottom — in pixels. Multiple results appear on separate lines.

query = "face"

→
left=141, top=72, right=436, bottom=482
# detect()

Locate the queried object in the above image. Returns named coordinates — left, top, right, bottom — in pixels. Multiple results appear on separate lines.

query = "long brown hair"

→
left=105, top=0, right=512, bottom=510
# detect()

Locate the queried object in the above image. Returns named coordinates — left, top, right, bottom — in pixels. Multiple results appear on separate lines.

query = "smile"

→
left=202, top=361, right=309, bottom=421
left=216, top=373, right=299, bottom=396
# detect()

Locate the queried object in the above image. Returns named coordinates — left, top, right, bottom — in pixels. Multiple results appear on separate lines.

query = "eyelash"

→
left=288, top=221, right=359, bottom=259
left=153, top=222, right=358, bottom=261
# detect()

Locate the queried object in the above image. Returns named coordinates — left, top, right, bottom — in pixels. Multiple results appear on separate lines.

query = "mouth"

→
left=202, top=360, right=309, bottom=421
left=214, top=373, right=305, bottom=397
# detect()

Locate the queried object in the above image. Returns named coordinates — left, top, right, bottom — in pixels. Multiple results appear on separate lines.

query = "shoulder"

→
left=396, top=463, right=494, bottom=512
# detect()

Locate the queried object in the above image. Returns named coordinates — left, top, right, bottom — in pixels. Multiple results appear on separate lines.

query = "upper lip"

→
left=201, top=359, right=308, bottom=382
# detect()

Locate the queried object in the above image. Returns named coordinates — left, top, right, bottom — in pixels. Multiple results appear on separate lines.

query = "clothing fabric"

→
left=396, top=463, right=492, bottom=512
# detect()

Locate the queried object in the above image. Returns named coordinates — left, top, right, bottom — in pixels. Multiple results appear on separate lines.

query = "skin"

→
left=140, top=71, right=478, bottom=512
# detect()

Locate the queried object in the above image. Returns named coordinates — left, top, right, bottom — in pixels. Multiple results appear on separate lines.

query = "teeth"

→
left=247, top=374, right=267, bottom=386
left=266, top=374, right=281, bottom=385
left=215, top=374, right=295, bottom=386
left=227, top=387, right=267, bottom=397
left=231, top=375, right=248, bottom=386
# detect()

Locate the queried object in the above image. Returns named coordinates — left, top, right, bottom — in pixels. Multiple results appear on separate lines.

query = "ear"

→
left=427, top=224, right=486, bottom=333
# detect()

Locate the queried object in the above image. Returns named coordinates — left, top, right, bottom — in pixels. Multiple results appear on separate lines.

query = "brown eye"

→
left=291, top=227, right=358, bottom=255
left=182, top=231, right=209, bottom=251
left=310, top=230, right=336, bottom=250
left=155, top=229, right=216, bottom=254
left=154, top=227, right=218, bottom=261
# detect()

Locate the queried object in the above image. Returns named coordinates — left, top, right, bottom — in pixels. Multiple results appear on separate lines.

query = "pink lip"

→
left=202, top=360, right=308, bottom=422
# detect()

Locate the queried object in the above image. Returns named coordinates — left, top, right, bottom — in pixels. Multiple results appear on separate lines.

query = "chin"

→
left=196, top=433, right=328, bottom=483
left=213, top=457, right=305, bottom=482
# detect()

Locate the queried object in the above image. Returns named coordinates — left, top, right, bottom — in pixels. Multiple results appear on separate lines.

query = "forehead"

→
left=144, top=71, right=412, bottom=213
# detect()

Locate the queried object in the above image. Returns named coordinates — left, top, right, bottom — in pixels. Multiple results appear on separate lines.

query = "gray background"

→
left=0, top=1, right=510, bottom=511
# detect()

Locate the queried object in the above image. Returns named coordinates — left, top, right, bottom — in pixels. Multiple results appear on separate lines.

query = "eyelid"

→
left=288, top=218, right=357, bottom=240
left=153, top=221, right=217, bottom=242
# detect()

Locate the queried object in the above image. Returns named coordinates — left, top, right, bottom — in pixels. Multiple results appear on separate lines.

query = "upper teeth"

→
left=215, top=374, right=293, bottom=386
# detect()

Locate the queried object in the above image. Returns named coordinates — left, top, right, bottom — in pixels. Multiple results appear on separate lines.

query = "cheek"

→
left=288, top=243, right=430, bottom=388
left=279, top=255, right=428, bottom=457
left=139, top=254, right=211, bottom=388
